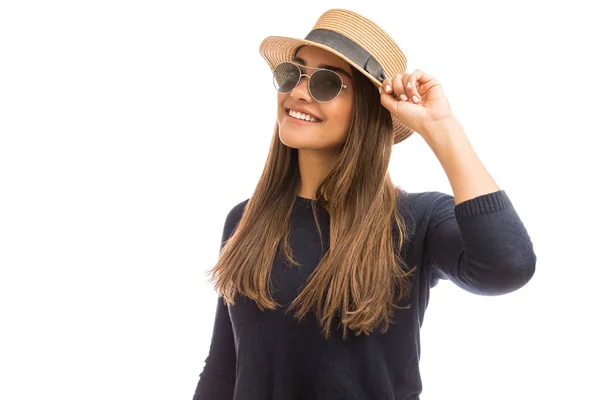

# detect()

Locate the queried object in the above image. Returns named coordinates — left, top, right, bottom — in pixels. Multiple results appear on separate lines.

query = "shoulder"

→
left=396, top=187, right=456, bottom=231
left=397, top=187, right=454, bottom=214
left=220, top=198, right=250, bottom=243
left=225, top=198, right=250, bottom=224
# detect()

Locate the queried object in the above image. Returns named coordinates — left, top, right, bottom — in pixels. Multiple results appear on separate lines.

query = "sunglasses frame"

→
left=272, top=61, right=352, bottom=103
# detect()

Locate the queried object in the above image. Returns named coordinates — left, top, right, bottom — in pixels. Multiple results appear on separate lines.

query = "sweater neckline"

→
left=296, top=195, right=319, bottom=207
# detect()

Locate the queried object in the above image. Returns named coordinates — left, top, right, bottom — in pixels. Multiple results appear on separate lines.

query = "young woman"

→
left=193, top=8, right=536, bottom=400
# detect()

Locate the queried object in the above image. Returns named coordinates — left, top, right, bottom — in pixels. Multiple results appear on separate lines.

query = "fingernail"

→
left=378, top=87, right=382, bottom=94
left=400, top=94, right=408, bottom=101
left=385, top=85, right=391, bottom=93
left=412, top=95, right=419, bottom=103
left=407, top=81, right=412, bottom=89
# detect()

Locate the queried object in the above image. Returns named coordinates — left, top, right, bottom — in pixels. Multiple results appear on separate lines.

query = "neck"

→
left=296, top=148, right=336, bottom=199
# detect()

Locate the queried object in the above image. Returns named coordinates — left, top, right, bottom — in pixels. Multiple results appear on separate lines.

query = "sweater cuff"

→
left=454, top=189, right=512, bottom=219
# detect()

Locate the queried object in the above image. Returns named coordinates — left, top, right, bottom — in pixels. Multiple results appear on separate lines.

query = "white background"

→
left=1, top=0, right=598, bottom=399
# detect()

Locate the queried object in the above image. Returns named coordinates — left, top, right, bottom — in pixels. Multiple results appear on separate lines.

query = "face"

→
left=276, top=46, right=354, bottom=151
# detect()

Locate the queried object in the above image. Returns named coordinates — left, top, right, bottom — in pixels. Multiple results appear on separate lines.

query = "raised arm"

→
left=425, top=189, right=536, bottom=295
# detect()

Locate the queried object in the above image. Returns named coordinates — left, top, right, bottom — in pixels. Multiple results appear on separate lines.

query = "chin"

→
left=278, top=128, right=309, bottom=149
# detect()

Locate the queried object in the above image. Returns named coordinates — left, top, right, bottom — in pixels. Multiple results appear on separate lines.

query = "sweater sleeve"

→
left=193, top=201, right=247, bottom=399
left=192, top=297, right=236, bottom=399
left=424, top=189, right=536, bottom=295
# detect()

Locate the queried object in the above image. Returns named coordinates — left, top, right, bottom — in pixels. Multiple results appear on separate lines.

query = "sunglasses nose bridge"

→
left=291, top=72, right=313, bottom=100
left=297, top=73, right=310, bottom=88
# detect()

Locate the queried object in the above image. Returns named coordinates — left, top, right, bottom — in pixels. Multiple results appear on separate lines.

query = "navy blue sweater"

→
left=192, top=189, right=536, bottom=399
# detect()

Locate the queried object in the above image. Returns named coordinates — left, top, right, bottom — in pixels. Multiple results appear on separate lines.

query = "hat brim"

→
left=260, top=36, right=384, bottom=88
left=259, top=35, right=415, bottom=144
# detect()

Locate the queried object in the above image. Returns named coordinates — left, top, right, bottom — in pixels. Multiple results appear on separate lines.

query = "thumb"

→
left=378, top=87, right=425, bottom=133
left=379, top=88, right=412, bottom=115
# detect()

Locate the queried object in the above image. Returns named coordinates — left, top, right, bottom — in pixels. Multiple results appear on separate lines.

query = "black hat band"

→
left=303, top=29, right=387, bottom=83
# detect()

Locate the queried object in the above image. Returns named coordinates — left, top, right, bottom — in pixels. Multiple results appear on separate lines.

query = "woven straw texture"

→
left=260, top=9, right=414, bottom=144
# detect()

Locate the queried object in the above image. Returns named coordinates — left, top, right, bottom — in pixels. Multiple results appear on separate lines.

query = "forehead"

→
left=293, top=45, right=352, bottom=76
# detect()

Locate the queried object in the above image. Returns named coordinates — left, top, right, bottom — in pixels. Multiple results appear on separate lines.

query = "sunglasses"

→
left=272, top=61, right=351, bottom=103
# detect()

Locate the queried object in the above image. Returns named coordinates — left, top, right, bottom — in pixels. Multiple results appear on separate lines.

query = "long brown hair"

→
left=207, top=58, right=415, bottom=340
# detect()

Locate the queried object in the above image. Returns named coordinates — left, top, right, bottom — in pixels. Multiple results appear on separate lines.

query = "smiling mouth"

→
left=285, top=108, right=323, bottom=123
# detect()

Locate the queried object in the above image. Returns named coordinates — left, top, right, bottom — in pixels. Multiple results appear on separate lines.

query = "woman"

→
left=193, top=8, right=536, bottom=400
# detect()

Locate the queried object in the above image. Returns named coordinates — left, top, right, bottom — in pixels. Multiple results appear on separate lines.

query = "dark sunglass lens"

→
left=310, top=70, right=343, bottom=101
left=273, top=62, right=300, bottom=93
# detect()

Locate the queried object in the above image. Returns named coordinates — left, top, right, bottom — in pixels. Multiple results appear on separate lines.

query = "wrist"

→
left=421, top=116, right=463, bottom=142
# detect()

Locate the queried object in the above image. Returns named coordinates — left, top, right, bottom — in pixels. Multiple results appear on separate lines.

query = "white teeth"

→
left=288, top=109, right=319, bottom=122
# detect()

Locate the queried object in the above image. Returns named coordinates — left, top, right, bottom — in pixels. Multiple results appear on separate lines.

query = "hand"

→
left=379, top=69, right=456, bottom=139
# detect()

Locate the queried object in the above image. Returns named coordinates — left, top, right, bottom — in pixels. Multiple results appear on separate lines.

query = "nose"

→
left=290, top=73, right=313, bottom=102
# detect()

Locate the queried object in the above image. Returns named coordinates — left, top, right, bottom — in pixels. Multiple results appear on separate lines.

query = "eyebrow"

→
left=292, top=57, right=352, bottom=79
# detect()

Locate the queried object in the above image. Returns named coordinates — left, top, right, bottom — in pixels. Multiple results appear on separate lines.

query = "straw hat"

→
left=259, top=8, right=414, bottom=145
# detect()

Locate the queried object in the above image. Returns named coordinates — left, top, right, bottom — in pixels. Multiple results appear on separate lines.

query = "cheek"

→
left=276, top=94, right=287, bottom=122
left=277, top=93, right=285, bottom=109
left=324, top=99, right=353, bottom=127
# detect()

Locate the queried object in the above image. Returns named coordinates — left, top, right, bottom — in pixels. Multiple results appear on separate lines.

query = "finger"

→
left=410, top=69, right=441, bottom=95
left=390, top=74, right=409, bottom=102
left=381, top=78, right=396, bottom=97
left=380, top=82, right=414, bottom=115
left=411, top=69, right=437, bottom=85
left=380, top=85, right=402, bottom=113
left=404, top=71, right=421, bottom=103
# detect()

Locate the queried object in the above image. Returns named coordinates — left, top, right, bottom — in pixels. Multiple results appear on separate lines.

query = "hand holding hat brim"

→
left=379, top=69, right=455, bottom=140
